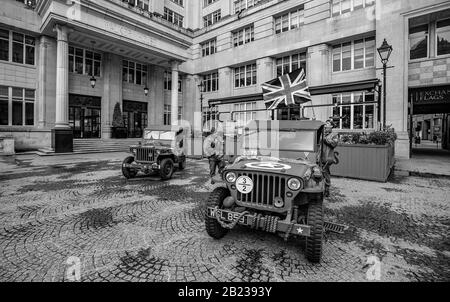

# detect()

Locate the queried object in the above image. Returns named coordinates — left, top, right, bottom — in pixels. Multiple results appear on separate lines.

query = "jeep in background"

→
left=122, top=125, right=187, bottom=180
left=205, top=120, right=327, bottom=263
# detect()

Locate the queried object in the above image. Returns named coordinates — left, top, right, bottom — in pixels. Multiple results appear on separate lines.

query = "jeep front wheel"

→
left=122, top=156, right=138, bottom=179
left=205, top=187, right=229, bottom=239
left=305, top=195, right=324, bottom=263
left=160, top=158, right=174, bottom=180
left=179, top=158, right=186, bottom=170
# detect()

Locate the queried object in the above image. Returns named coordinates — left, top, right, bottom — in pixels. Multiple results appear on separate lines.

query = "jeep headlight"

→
left=131, top=148, right=137, bottom=154
left=225, top=172, right=237, bottom=183
left=287, top=178, right=303, bottom=191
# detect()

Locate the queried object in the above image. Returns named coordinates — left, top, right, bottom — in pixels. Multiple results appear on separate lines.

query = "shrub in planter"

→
left=112, top=103, right=127, bottom=138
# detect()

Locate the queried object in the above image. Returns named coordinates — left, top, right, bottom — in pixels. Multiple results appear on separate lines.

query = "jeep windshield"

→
left=240, top=129, right=316, bottom=160
left=144, top=130, right=176, bottom=141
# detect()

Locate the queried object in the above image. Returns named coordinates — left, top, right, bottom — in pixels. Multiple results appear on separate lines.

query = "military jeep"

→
left=122, top=125, right=187, bottom=180
left=205, top=120, right=327, bottom=263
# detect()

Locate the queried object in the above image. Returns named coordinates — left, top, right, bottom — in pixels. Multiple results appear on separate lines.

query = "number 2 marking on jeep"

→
left=236, top=176, right=254, bottom=194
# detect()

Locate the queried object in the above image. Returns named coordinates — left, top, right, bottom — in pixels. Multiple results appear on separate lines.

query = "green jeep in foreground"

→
left=205, top=120, right=328, bottom=263
left=122, top=125, right=187, bottom=180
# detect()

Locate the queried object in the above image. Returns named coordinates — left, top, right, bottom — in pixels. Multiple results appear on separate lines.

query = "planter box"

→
left=330, top=143, right=395, bottom=182
left=112, top=127, right=128, bottom=139
left=0, top=135, right=15, bottom=155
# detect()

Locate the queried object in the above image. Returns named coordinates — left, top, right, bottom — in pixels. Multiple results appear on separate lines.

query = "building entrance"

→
left=123, top=100, right=148, bottom=138
left=69, top=95, right=102, bottom=139
left=409, top=85, right=450, bottom=157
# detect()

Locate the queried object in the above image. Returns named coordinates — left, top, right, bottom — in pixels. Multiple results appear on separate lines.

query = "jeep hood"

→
left=226, top=156, right=316, bottom=178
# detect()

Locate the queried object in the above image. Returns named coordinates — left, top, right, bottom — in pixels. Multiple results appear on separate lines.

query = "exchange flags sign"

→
left=262, top=68, right=312, bottom=110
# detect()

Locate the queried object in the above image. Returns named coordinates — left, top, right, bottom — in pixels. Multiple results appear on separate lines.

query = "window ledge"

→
left=0, top=60, right=36, bottom=69
left=332, top=67, right=376, bottom=74
left=409, top=54, right=450, bottom=64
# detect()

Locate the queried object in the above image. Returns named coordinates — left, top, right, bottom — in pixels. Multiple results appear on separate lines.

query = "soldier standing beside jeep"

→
left=204, top=127, right=225, bottom=184
left=321, top=119, right=339, bottom=197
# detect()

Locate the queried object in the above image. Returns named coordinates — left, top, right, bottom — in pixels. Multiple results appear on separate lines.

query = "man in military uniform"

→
left=321, top=118, right=339, bottom=197
left=204, top=127, right=225, bottom=184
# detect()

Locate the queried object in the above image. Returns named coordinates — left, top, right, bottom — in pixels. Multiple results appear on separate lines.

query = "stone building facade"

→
left=0, top=0, right=449, bottom=158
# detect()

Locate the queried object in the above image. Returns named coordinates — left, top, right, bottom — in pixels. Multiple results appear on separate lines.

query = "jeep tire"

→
left=205, top=187, right=229, bottom=239
left=179, top=157, right=186, bottom=170
left=122, top=156, right=138, bottom=179
left=305, top=195, right=324, bottom=263
left=160, top=158, right=175, bottom=180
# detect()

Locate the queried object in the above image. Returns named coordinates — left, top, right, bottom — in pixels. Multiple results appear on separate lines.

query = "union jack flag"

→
left=262, top=68, right=311, bottom=110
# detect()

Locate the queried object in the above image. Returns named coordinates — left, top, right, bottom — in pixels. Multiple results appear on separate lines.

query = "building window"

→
left=69, top=46, right=101, bottom=76
left=234, top=63, right=257, bottom=88
left=202, top=72, right=219, bottom=92
left=331, top=0, right=374, bottom=16
left=332, top=37, right=375, bottom=72
left=201, top=39, right=217, bottom=57
left=203, top=10, right=221, bottom=27
left=332, top=92, right=375, bottom=130
left=409, top=23, right=429, bottom=60
left=164, top=7, right=184, bottom=27
left=0, top=86, right=8, bottom=125
left=233, top=25, right=254, bottom=47
left=203, top=0, right=218, bottom=7
left=0, top=29, right=35, bottom=65
left=234, top=0, right=263, bottom=14
left=274, top=6, right=304, bottom=34
left=233, top=102, right=256, bottom=127
left=437, top=18, right=450, bottom=56
left=0, top=86, right=34, bottom=126
left=123, top=60, right=148, bottom=85
left=164, top=71, right=182, bottom=92
left=125, top=0, right=150, bottom=10
left=169, top=0, right=184, bottom=7
left=276, top=53, right=307, bottom=77
left=0, top=29, right=8, bottom=62
left=164, top=105, right=183, bottom=125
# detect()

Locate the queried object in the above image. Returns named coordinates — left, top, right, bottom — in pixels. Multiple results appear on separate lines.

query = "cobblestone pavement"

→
left=0, top=153, right=449, bottom=282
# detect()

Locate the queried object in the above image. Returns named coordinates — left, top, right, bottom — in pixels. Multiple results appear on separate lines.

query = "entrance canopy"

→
left=208, top=79, right=380, bottom=107
left=409, top=85, right=450, bottom=115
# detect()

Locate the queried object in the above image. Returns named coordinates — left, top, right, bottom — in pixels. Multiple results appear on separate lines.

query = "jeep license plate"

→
left=207, top=208, right=249, bottom=225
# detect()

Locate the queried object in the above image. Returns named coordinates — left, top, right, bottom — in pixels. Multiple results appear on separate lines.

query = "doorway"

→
left=409, top=85, right=450, bottom=158
left=69, top=95, right=102, bottom=139
left=123, top=100, right=148, bottom=138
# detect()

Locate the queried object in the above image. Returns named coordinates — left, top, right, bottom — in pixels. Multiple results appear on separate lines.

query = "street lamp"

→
left=198, top=81, right=205, bottom=130
left=377, top=39, right=393, bottom=128
left=144, top=86, right=149, bottom=96
left=90, top=75, right=96, bottom=88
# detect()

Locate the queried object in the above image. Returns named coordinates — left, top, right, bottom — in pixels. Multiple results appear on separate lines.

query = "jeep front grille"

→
left=135, top=148, right=155, bottom=162
left=236, top=172, right=286, bottom=208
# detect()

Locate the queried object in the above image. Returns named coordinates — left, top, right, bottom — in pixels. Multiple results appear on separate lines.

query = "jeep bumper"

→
left=206, top=207, right=311, bottom=237
left=122, top=162, right=160, bottom=170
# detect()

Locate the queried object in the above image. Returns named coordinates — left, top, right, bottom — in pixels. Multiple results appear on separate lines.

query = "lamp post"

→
left=144, top=86, right=149, bottom=96
left=198, top=81, right=205, bottom=131
left=377, top=38, right=393, bottom=128
left=89, top=41, right=97, bottom=88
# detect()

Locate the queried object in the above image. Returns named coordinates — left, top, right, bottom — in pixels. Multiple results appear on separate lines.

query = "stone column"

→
left=37, top=36, right=50, bottom=128
left=171, top=61, right=180, bottom=125
left=102, top=53, right=123, bottom=139
left=52, top=24, right=73, bottom=153
left=306, top=44, right=331, bottom=122
left=54, top=25, right=70, bottom=129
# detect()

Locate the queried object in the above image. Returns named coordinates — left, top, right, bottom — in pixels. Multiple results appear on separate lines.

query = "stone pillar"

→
left=171, top=61, right=180, bottom=125
left=218, top=67, right=232, bottom=98
left=256, top=57, right=274, bottom=86
left=102, top=53, right=123, bottom=139
left=52, top=24, right=73, bottom=153
left=37, top=36, right=50, bottom=128
left=306, top=44, right=331, bottom=122
left=149, top=65, right=165, bottom=125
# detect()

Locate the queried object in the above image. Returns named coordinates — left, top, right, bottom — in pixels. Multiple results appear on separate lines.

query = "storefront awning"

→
left=208, top=79, right=380, bottom=107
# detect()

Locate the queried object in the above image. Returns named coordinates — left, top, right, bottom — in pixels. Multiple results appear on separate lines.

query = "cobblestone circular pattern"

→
left=0, top=158, right=449, bottom=282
